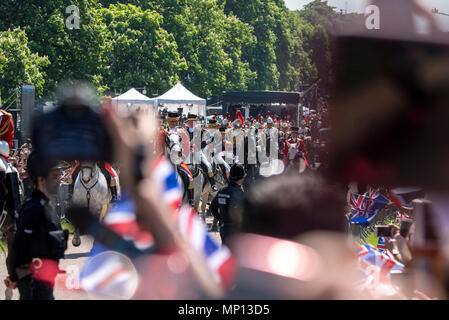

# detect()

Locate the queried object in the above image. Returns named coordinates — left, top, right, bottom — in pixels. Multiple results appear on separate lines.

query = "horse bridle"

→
left=79, top=166, right=100, bottom=210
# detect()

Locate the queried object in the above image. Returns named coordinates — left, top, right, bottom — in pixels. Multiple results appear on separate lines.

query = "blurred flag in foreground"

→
left=77, top=156, right=235, bottom=298
left=354, top=244, right=404, bottom=297
left=176, top=205, right=235, bottom=289
left=388, top=187, right=424, bottom=209
left=376, top=237, right=387, bottom=252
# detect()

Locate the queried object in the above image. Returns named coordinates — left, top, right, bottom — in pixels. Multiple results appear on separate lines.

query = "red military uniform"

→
left=0, top=110, right=14, bottom=164
left=156, top=128, right=167, bottom=157
left=283, top=137, right=306, bottom=165
left=70, top=161, right=117, bottom=178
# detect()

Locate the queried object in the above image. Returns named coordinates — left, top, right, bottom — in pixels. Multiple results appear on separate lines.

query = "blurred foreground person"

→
left=5, top=152, right=68, bottom=300
left=226, top=173, right=365, bottom=299
left=82, top=103, right=230, bottom=299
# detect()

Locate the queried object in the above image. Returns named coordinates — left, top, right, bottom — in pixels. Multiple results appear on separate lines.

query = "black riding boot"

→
left=110, top=186, right=118, bottom=203
left=66, top=183, right=74, bottom=201
left=220, top=164, right=230, bottom=184
left=211, top=218, right=219, bottom=232
left=208, top=174, right=218, bottom=192
left=188, top=187, right=195, bottom=207
left=201, top=163, right=218, bottom=191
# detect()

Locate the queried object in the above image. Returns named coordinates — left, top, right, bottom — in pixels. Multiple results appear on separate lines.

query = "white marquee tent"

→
left=153, top=82, right=206, bottom=117
left=111, top=88, right=155, bottom=115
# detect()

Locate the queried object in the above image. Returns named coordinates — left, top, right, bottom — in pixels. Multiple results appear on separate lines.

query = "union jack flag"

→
left=355, top=244, right=405, bottom=296
left=377, top=237, right=387, bottom=252
left=388, top=187, right=424, bottom=210
left=396, top=211, right=410, bottom=224
left=78, top=156, right=235, bottom=297
left=348, top=192, right=390, bottom=225
left=176, top=205, right=235, bottom=289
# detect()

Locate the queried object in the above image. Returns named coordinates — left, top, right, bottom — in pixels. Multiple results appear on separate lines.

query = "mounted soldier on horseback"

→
left=0, top=109, right=22, bottom=256
left=283, top=126, right=309, bottom=172
left=158, top=112, right=196, bottom=206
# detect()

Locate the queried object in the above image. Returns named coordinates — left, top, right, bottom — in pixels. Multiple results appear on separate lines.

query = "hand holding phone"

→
left=400, top=218, right=414, bottom=239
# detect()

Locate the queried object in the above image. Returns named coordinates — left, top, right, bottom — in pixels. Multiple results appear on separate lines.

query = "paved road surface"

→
left=0, top=216, right=220, bottom=300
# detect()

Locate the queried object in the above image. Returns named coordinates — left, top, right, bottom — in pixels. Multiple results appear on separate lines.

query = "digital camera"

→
left=32, top=82, right=114, bottom=162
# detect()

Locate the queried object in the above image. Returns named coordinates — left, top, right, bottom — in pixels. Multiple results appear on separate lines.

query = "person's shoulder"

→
left=19, top=197, right=44, bottom=221
left=219, top=185, right=233, bottom=193
left=22, top=191, right=45, bottom=208
left=21, top=196, right=43, bottom=212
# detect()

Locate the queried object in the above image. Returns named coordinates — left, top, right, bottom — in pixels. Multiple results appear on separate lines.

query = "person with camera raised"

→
left=4, top=152, right=68, bottom=300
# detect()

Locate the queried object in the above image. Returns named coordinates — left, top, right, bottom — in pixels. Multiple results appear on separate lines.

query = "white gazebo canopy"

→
left=154, top=82, right=206, bottom=117
left=111, top=88, right=155, bottom=116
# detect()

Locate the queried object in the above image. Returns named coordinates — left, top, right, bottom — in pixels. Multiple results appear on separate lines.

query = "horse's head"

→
left=166, top=133, right=184, bottom=165
left=167, top=134, right=182, bottom=153
left=80, top=161, right=98, bottom=184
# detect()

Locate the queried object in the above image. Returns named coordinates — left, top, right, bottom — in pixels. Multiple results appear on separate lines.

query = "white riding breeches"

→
left=215, top=152, right=231, bottom=173
left=200, top=152, right=213, bottom=174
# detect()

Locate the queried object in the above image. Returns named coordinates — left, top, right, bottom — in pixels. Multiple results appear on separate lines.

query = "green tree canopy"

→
left=0, top=28, right=49, bottom=97
left=0, top=1, right=111, bottom=96
left=99, top=3, right=185, bottom=95
left=155, top=0, right=256, bottom=96
left=0, top=0, right=355, bottom=100
left=224, top=0, right=281, bottom=90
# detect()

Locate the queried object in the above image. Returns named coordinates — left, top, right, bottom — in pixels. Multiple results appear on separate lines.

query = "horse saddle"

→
left=187, top=164, right=200, bottom=178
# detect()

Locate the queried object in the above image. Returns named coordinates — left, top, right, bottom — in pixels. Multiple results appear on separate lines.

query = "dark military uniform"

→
left=6, top=189, right=67, bottom=300
left=209, top=181, right=246, bottom=246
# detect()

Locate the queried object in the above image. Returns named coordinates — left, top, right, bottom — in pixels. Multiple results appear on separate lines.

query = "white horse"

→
left=70, top=161, right=120, bottom=246
left=165, top=133, right=204, bottom=211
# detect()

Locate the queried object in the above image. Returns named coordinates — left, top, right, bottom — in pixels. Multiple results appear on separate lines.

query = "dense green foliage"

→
left=0, top=28, right=49, bottom=97
left=0, top=0, right=360, bottom=100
